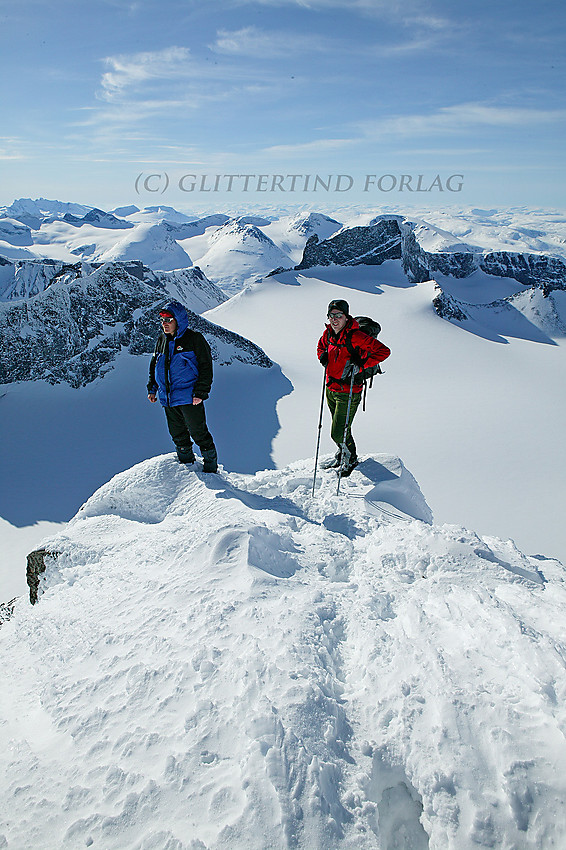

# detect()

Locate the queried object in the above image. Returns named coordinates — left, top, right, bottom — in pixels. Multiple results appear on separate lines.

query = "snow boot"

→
left=202, top=448, right=218, bottom=473
left=320, top=452, right=342, bottom=470
left=337, top=455, right=358, bottom=478
left=177, top=445, right=196, bottom=464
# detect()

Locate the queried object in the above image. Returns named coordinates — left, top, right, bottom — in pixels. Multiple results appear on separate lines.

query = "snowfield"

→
left=1, top=454, right=566, bottom=850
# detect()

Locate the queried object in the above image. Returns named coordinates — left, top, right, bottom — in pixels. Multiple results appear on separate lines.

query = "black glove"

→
left=319, top=351, right=328, bottom=367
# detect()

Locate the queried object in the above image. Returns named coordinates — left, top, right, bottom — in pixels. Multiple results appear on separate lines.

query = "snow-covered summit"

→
left=0, top=217, right=34, bottom=247
left=2, top=452, right=565, bottom=849
left=61, top=207, right=133, bottom=230
left=289, top=211, right=342, bottom=237
left=109, top=204, right=140, bottom=218
left=0, top=197, right=93, bottom=228
left=127, top=205, right=196, bottom=224
left=197, top=220, right=291, bottom=294
left=164, top=214, right=231, bottom=240
left=261, top=212, right=343, bottom=263
left=97, top=222, right=192, bottom=270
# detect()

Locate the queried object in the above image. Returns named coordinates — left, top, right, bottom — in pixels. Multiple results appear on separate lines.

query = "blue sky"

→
left=1, top=0, right=565, bottom=212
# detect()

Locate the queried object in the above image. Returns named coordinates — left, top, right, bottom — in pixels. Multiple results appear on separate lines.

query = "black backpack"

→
left=344, top=316, right=384, bottom=409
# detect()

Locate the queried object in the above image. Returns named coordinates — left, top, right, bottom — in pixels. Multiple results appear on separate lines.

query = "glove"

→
left=319, top=351, right=328, bottom=367
left=343, top=363, right=362, bottom=380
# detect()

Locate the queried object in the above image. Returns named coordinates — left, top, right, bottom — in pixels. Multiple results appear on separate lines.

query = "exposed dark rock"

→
left=296, top=219, right=402, bottom=269
left=295, top=217, right=566, bottom=293
left=480, top=252, right=566, bottom=291
left=27, top=548, right=59, bottom=604
left=63, top=208, right=133, bottom=229
left=401, top=228, right=478, bottom=281
left=0, top=260, right=270, bottom=387
left=0, top=597, right=17, bottom=625
left=432, top=289, right=470, bottom=322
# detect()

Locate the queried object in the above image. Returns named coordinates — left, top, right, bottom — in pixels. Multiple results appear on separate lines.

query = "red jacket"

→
left=317, top=318, right=390, bottom=393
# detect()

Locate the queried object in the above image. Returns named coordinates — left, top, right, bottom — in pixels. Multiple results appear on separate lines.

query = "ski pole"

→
left=336, top=369, right=356, bottom=496
left=311, top=366, right=327, bottom=496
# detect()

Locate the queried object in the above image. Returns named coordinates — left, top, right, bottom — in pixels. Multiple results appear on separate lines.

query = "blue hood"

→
left=163, top=300, right=189, bottom=337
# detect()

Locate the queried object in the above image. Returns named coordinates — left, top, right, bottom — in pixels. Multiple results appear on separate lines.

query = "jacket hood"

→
left=163, top=300, right=189, bottom=337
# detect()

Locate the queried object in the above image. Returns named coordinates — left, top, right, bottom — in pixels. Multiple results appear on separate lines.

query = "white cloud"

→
left=0, top=137, right=31, bottom=160
left=211, top=26, right=335, bottom=57
left=0, top=150, right=26, bottom=161
left=358, top=103, right=566, bottom=139
left=211, top=23, right=447, bottom=62
left=238, top=0, right=391, bottom=9
left=261, top=138, right=356, bottom=155
left=99, top=46, right=193, bottom=100
left=369, top=35, right=440, bottom=56
left=83, top=42, right=296, bottom=148
left=258, top=103, right=566, bottom=158
left=233, top=0, right=452, bottom=30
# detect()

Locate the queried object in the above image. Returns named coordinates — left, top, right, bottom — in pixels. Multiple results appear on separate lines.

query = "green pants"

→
left=326, top=388, right=361, bottom=458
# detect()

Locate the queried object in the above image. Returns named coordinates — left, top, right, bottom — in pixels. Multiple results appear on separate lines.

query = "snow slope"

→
left=0, top=218, right=33, bottom=247
left=195, top=220, right=291, bottom=295
left=1, top=454, right=565, bottom=849
left=0, top=198, right=92, bottom=229
left=206, top=263, right=566, bottom=564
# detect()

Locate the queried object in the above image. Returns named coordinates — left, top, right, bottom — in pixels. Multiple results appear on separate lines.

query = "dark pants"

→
left=326, top=388, right=361, bottom=458
left=164, top=403, right=216, bottom=458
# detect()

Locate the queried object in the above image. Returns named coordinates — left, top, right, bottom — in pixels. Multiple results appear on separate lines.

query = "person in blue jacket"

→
left=147, top=300, right=218, bottom=473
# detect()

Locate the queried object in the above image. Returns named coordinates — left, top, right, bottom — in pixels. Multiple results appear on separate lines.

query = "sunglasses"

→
left=160, top=316, right=175, bottom=323
left=328, top=312, right=345, bottom=319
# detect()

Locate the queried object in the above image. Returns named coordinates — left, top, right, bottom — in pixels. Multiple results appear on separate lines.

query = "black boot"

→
left=202, top=448, right=218, bottom=473
left=337, top=454, right=358, bottom=477
left=177, top=445, right=196, bottom=464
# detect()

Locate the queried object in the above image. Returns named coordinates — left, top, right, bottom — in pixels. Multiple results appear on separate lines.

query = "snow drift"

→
left=1, top=454, right=565, bottom=850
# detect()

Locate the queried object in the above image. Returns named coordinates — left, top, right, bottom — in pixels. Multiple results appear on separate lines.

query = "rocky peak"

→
left=0, top=259, right=266, bottom=388
left=296, top=218, right=403, bottom=268
left=295, top=216, right=566, bottom=293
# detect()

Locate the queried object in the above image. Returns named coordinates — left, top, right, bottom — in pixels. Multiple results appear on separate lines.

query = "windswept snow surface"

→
left=1, top=455, right=565, bottom=850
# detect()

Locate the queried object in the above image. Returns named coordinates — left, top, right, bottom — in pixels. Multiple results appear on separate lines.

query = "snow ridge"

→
left=2, top=454, right=565, bottom=850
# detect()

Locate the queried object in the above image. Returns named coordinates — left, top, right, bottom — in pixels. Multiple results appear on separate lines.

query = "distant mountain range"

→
left=1, top=198, right=565, bottom=388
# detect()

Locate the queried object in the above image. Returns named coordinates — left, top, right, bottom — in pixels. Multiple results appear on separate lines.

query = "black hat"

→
left=327, top=299, right=349, bottom=316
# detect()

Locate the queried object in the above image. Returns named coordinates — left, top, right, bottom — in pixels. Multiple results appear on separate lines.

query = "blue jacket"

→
left=147, top=301, right=213, bottom=407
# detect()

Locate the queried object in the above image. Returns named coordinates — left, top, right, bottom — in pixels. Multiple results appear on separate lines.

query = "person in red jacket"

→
left=317, top=299, right=390, bottom=475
